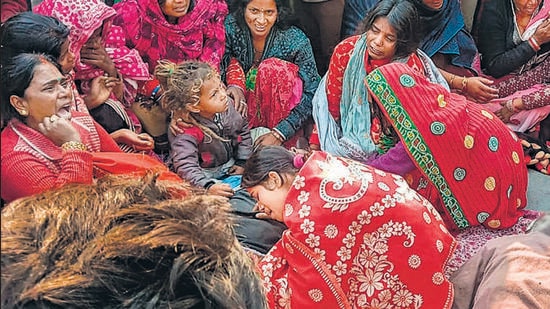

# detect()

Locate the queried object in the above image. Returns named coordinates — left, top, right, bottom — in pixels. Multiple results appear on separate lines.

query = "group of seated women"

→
left=1, top=0, right=549, bottom=307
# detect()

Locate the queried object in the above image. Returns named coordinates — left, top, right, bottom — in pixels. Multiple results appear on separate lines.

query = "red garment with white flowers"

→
left=258, top=151, right=456, bottom=308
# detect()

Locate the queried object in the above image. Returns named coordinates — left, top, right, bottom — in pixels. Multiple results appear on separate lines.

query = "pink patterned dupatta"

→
left=34, top=0, right=150, bottom=106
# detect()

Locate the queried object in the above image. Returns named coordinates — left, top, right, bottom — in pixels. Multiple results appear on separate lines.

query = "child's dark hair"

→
left=154, top=60, right=227, bottom=142
left=356, top=0, right=420, bottom=60
left=241, top=146, right=299, bottom=188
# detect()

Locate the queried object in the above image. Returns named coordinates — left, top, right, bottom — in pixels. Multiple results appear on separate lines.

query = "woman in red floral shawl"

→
left=242, top=146, right=456, bottom=309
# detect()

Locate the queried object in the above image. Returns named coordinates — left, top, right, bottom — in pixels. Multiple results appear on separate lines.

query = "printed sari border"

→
left=366, top=70, right=469, bottom=229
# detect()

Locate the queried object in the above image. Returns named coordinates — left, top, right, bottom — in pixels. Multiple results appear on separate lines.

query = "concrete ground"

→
left=527, top=169, right=550, bottom=212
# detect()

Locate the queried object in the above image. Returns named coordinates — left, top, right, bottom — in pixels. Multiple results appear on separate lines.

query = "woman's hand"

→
left=533, top=16, right=550, bottom=45
left=494, top=107, right=514, bottom=123
left=169, top=116, right=192, bottom=136
left=227, top=85, right=247, bottom=117
left=254, top=131, right=283, bottom=148
left=464, top=77, right=499, bottom=103
left=228, top=165, right=244, bottom=175
left=81, top=37, right=117, bottom=76
left=84, top=75, right=121, bottom=109
left=111, top=129, right=154, bottom=151
left=81, top=37, right=124, bottom=100
left=207, top=183, right=234, bottom=198
left=495, top=98, right=522, bottom=124
left=38, top=114, right=81, bottom=146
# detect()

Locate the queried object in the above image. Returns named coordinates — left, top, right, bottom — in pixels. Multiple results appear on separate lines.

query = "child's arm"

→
left=170, top=130, right=215, bottom=189
left=234, top=110, right=253, bottom=166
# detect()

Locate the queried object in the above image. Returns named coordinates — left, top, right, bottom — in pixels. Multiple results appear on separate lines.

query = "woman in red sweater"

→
left=1, top=53, right=121, bottom=204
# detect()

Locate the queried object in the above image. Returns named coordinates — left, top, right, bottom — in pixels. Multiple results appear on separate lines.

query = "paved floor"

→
left=527, top=170, right=550, bottom=212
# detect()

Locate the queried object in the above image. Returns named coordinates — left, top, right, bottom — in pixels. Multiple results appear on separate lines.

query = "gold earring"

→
left=19, top=110, right=28, bottom=116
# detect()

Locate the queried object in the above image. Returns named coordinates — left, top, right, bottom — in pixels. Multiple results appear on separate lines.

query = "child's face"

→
left=196, top=75, right=228, bottom=119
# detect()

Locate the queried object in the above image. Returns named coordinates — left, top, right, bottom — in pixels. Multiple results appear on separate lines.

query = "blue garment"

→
left=221, top=175, right=242, bottom=190
left=341, top=0, right=479, bottom=72
left=341, top=0, right=378, bottom=38
left=412, top=0, right=478, bottom=72
left=222, top=14, right=320, bottom=140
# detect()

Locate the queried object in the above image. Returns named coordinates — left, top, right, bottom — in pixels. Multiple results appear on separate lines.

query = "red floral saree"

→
left=258, top=151, right=455, bottom=308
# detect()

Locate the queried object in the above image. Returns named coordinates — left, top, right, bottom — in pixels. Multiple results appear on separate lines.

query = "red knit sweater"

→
left=1, top=112, right=121, bottom=203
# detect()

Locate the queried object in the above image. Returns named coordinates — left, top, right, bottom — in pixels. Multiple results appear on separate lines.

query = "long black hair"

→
left=357, top=0, right=420, bottom=60
left=241, top=146, right=298, bottom=188
left=0, top=12, right=70, bottom=65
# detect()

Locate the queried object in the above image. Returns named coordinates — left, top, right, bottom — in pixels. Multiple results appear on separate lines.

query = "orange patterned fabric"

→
left=258, top=151, right=456, bottom=308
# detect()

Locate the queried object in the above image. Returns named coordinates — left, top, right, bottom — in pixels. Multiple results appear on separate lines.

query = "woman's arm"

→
left=325, top=36, right=358, bottom=119
left=477, top=0, right=537, bottom=77
left=273, top=31, right=321, bottom=140
left=1, top=148, right=93, bottom=202
left=94, top=119, right=123, bottom=152
left=199, top=0, right=228, bottom=70
left=438, top=69, right=499, bottom=103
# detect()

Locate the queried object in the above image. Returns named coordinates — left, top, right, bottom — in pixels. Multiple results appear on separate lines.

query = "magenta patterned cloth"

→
left=34, top=0, right=150, bottom=106
left=112, top=0, right=227, bottom=72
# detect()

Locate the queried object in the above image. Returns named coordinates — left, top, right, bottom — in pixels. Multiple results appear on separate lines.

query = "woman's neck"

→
left=515, top=14, right=532, bottom=34
left=252, top=38, right=266, bottom=66
left=252, top=38, right=266, bottom=54
left=165, top=15, right=178, bottom=25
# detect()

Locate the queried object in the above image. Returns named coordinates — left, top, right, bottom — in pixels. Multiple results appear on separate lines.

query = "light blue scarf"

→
left=312, top=35, right=448, bottom=162
left=312, top=34, right=376, bottom=162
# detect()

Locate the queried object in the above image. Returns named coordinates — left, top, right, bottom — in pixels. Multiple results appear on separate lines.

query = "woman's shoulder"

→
left=225, top=14, right=238, bottom=27
left=0, top=122, right=19, bottom=151
left=278, top=26, right=309, bottom=41
left=270, top=26, right=311, bottom=50
left=482, top=0, right=511, bottom=16
left=333, top=35, right=361, bottom=54
left=194, top=0, right=227, bottom=16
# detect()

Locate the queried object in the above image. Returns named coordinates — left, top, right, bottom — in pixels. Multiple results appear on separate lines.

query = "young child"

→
left=155, top=60, right=252, bottom=197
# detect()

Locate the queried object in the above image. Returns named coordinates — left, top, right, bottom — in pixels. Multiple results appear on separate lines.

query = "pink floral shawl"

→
left=34, top=0, right=150, bottom=104
left=112, top=0, right=227, bottom=72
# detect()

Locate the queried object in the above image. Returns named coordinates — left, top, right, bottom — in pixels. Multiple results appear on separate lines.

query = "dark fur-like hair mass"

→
left=1, top=174, right=266, bottom=308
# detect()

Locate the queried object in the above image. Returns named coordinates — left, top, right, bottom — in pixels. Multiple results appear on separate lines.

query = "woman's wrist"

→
left=449, top=74, right=457, bottom=88
left=271, top=128, right=285, bottom=143
left=460, top=76, right=468, bottom=93
left=504, top=98, right=522, bottom=113
left=529, top=37, right=541, bottom=51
